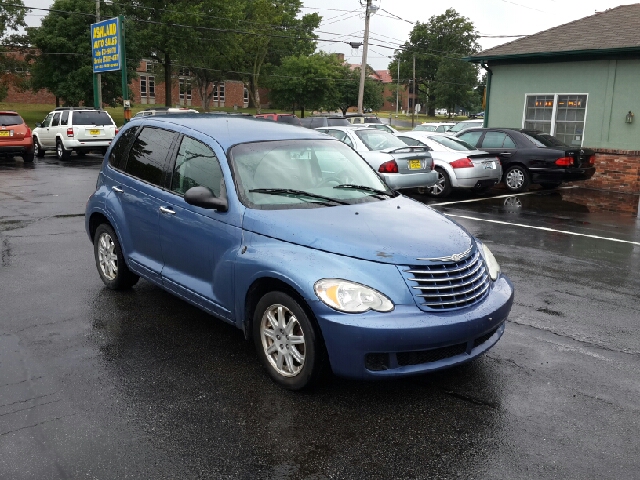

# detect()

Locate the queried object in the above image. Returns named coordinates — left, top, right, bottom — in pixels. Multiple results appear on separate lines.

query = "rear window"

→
left=72, top=111, right=114, bottom=126
left=0, top=114, right=23, bottom=126
left=363, top=117, right=381, bottom=124
left=448, top=121, right=482, bottom=133
left=355, top=129, right=406, bottom=151
left=429, top=135, right=477, bottom=152
left=521, top=131, right=568, bottom=148
left=326, top=118, right=349, bottom=127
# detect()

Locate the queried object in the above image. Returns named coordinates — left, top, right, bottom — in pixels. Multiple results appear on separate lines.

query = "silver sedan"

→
left=316, top=126, right=437, bottom=190
left=395, top=132, right=502, bottom=197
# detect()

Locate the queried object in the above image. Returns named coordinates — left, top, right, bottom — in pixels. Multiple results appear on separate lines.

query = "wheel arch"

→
left=88, top=212, right=112, bottom=242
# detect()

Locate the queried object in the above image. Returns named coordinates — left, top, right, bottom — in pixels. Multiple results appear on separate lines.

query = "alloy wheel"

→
left=98, top=232, right=118, bottom=280
left=506, top=168, right=525, bottom=189
left=260, top=304, right=306, bottom=377
left=57, top=142, right=63, bottom=159
left=430, top=171, right=446, bottom=196
left=34, top=141, right=39, bottom=156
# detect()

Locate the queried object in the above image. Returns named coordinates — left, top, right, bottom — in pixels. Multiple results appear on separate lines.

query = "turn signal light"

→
left=555, top=157, right=573, bottom=166
left=589, top=155, right=596, bottom=165
left=67, top=128, right=74, bottom=137
left=379, top=160, right=399, bottom=173
left=449, top=158, right=474, bottom=169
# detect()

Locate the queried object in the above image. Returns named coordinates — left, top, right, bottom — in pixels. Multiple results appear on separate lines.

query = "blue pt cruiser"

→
left=85, top=115, right=514, bottom=390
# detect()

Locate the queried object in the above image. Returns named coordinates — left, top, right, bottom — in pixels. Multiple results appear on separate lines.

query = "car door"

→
left=40, top=113, right=58, bottom=147
left=156, top=134, right=242, bottom=321
left=477, top=131, right=518, bottom=167
left=105, top=125, right=179, bottom=284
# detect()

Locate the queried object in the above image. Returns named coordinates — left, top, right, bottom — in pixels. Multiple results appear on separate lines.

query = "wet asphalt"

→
left=1, top=154, right=639, bottom=479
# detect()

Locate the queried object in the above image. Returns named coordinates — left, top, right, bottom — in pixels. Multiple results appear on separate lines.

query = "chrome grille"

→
left=403, top=248, right=490, bottom=310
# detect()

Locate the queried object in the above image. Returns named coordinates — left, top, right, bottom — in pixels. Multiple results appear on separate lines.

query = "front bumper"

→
left=313, top=276, right=514, bottom=379
left=382, top=170, right=438, bottom=189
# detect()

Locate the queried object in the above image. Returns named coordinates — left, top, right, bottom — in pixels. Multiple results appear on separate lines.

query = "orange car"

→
left=0, top=111, right=34, bottom=162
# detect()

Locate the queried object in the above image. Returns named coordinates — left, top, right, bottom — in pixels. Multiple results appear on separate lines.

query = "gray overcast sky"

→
left=21, top=0, right=640, bottom=70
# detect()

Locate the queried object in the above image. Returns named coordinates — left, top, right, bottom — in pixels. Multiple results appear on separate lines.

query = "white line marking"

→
left=445, top=214, right=640, bottom=246
left=429, top=186, right=578, bottom=207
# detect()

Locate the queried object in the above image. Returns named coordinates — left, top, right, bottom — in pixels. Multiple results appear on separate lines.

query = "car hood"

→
left=242, top=195, right=474, bottom=265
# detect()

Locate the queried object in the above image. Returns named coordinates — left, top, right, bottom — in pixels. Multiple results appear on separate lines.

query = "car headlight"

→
left=481, top=244, right=501, bottom=281
left=314, top=279, right=394, bottom=313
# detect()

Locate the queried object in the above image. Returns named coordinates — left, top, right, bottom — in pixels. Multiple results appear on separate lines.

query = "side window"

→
left=458, top=130, right=483, bottom=147
left=109, top=126, right=139, bottom=170
left=124, top=127, right=178, bottom=186
left=342, top=134, right=354, bottom=149
left=436, top=125, right=446, bottom=133
left=51, top=113, right=61, bottom=127
left=43, top=113, right=53, bottom=127
left=503, top=134, right=517, bottom=148
left=309, top=118, right=322, bottom=129
left=170, top=136, right=225, bottom=198
left=60, top=111, right=69, bottom=126
left=324, top=129, right=346, bottom=141
left=482, top=132, right=511, bottom=149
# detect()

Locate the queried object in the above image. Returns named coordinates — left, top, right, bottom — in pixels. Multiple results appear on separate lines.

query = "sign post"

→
left=91, top=16, right=130, bottom=122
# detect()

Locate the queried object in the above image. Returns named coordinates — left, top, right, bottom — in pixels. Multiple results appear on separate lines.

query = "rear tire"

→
left=253, top=291, right=326, bottom=390
left=22, top=150, right=34, bottom=163
left=428, top=167, right=452, bottom=198
left=34, top=137, right=45, bottom=158
left=93, top=224, right=139, bottom=290
left=56, top=139, right=70, bottom=161
left=503, top=165, right=530, bottom=193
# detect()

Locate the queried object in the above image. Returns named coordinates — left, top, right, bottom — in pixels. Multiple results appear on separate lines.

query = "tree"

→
left=267, top=53, right=341, bottom=117
left=432, top=58, right=479, bottom=115
left=0, top=0, right=27, bottom=101
left=233, top=0, right=320, bottom=113
left=333, top=65, right=383, bottom=115
left=26, top=0, right=142, bottom=107
left=390, top=9, right=479, bottom=116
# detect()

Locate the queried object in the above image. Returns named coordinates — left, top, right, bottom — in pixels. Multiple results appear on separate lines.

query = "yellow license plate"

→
left=89, top=129, right=100, bottom=135
left=0, top=131, right=9, bottom=137
left=409, top=159, right=422, bottom=170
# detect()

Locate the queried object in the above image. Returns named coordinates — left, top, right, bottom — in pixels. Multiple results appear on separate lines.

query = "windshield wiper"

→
left=333, top=184, right=391, bottom=197
left=249, top=188, right=349, bottom=205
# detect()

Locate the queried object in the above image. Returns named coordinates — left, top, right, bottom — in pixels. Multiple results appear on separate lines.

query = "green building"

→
left=467, top=4, right=640, bottom=193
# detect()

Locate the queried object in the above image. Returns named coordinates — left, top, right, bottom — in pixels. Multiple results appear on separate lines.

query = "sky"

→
left=19, top=0, right=640, bottom=70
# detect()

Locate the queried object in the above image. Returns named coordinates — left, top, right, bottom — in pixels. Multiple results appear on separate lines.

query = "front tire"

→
left=56, top=139, right=70, bottom=160
left=34, top=137, right=45, bottom=158
left=93, top=224, right=139, bottom=290
left=253, top=291, right=326, bottom=390
left=504, top=165, right=530, bottom=193
left=428, top=167, right=452, bottom=197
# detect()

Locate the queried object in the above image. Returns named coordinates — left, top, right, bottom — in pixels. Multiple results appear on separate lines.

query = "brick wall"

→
left=579, top=149, right=640, bottom=194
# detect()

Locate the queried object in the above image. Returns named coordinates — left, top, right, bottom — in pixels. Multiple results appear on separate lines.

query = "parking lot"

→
left=1, top=154, right=639, bottom=479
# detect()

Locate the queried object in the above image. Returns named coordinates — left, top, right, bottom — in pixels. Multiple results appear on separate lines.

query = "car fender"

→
left=432, top=159, right=458, bottom=187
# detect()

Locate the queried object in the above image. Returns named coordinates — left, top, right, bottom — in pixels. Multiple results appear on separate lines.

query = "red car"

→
left=0, top=111, right=34, bottom=162
left=254, top=113, right=302, bottom=126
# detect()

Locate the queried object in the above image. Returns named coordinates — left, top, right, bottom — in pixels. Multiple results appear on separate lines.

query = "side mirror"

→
left=35, top=122, right=42, bottom=128
left=184, top=186, right=228, bottom=212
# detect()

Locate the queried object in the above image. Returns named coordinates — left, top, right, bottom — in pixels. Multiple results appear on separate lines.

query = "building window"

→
left=524, top=94, right=588, bottom=146
left=219, top=82, right=225, bottom=102
left=145, top=61, right=156, bottom=73
left=243, top=87, right=249, bottom=104
left=213, top=84, right=218, bottom=101
left=140, top=76, right=147, bottom=96
left=409, top=98, right=414, bottom=109
left=179, top=78, right=191, bottom=101
left=148, top=76, right=155, bottom=98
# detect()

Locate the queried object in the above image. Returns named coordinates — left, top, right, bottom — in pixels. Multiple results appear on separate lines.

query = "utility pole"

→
left=357, top=0, right=373, bottom=115
left=95, top=0, right=102, bottom=109
left=411, top=54, right=416, bottom=128
left=395, top=57, right=399, bottom=116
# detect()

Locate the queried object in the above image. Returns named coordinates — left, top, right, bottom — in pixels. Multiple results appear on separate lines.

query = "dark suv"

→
left=456, top=128, right=596, bottom=192
left=300, top=116, right=350, bottom=129
left=254, top=113, right=302, bottom=126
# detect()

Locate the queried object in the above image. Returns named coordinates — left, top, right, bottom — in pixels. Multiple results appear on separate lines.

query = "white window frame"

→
left=219, top=82, right=225, bottom=102
left=148, top=76, right=155, bottom=98
left=522, top=93, right=589, bottom=146
left=140, top=76, right=147, bottom=96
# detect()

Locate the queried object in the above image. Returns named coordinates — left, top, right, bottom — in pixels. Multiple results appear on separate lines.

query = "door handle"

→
left=500, top=152, right=512, bottom=157
left=159, top=206, right=176, bottom=215
left=112, top=186, right=123, bottom=193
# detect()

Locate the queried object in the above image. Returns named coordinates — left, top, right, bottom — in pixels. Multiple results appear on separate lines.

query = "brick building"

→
left=345, top=59, right=414, bottom=113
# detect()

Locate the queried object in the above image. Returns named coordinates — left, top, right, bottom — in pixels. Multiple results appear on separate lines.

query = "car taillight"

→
left=378, top=160, right=399, bottom=173
left=67, top=128, right=74, bottom=137
left=449, top=158, right=474, bottom=169
left=115, top=129, right=119, bottom=135
left=430, top=160, right=435, bottom=171
left=589, top=155, right=596, bottom=165
left=555, top=157, right=573, bottom=166
left=25, top=127, right=31, bottom=137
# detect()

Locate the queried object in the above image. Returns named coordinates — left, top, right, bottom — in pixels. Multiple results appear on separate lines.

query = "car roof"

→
left=0, top=111, right=19, bottom=115
left=420, top=122, right=454, bottom=126
left=134, top=115, right=330, bottom=150
left=317, top=125, right=371, bottom=131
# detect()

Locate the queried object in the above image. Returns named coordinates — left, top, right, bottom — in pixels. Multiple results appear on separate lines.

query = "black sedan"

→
left=455, top=128, right=596, bottom=192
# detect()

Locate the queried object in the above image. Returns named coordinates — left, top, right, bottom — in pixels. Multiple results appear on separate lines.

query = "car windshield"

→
left=354, top=129, right=407, bottom=151
left=414, top=125, right=437, bottom=132
left=429, top=135, right=476, bottom=151
left=0, top=114, right=23, bottom=126
left=73, top=111, right=114, bottom=126
left=448, top=121, right=481, bottom=133
left=521, top=131, right=568, bottom=148
left=326, top=118, right=349, bottom=126
left=229, top=139, right=394, bottom=210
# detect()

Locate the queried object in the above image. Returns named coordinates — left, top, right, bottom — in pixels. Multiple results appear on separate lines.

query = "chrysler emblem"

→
left=418, top=244, right=473, bottom=262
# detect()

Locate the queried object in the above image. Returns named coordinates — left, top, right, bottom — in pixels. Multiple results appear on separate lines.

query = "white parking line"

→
left=429, top=186, right=578, bottom=207
left=445, top=214, right=640, bottom=247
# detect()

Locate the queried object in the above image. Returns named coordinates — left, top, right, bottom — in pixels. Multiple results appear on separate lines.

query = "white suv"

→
left=33, top=108, right=117, bottom=160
